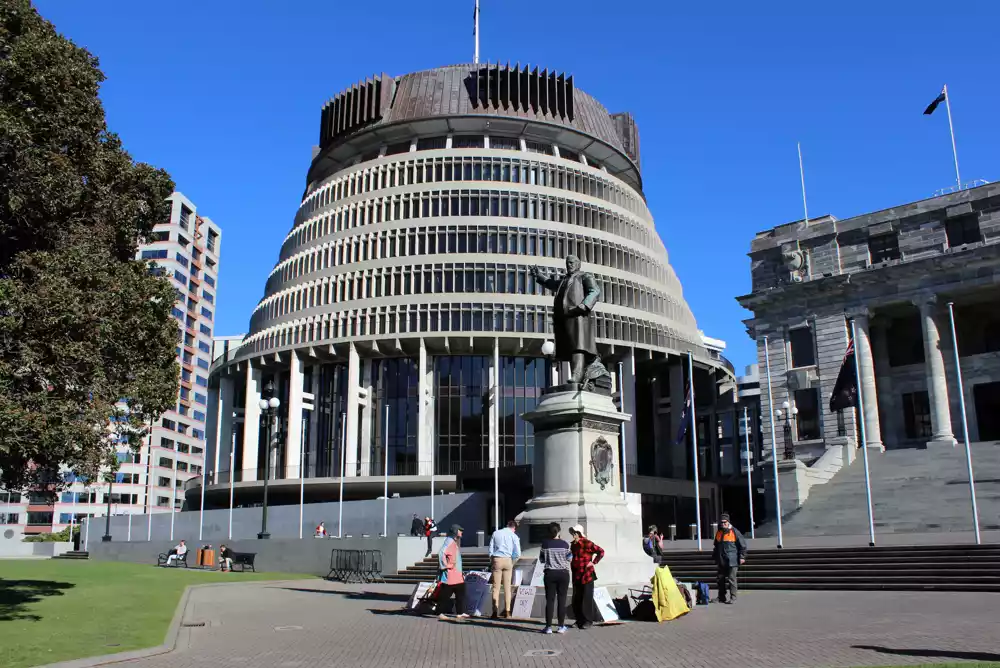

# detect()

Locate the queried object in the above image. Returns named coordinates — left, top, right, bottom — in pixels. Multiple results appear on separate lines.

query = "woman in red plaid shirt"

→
left=568, top=524, right=604, bottom=629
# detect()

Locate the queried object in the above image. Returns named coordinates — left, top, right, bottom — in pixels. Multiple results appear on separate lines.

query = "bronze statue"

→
left=530, top=255, right=611, bottom=390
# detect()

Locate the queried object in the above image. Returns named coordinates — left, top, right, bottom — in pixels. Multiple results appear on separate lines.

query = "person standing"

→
left=488, top=519, right=521, bottom=619
left=713, top=513, right=747, bottom=604
left=314, top=521, right=327, bottom=538
left=539, top=522, right=571, bottom=634
left=423, top=517, right=437, bottom=557
left=437, top=525, right=468, bottom=620
left=410, top=514, right=423, bottom=537
left=568, top=525, right=604, bottom=629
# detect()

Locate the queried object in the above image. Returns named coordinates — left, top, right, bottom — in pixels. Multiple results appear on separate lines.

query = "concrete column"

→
left=915, top=295, right=956, bottom=447
left=242, top=365, right=261, bottom=481
left=285, top=350, right=304, bottom=477
left=214, top=375, right=235, bottom=483
left=852, top=313, right=883, bottom=450
left=870, top=319, right=897, bottom=448
left=359, top=359, right=374, bottom=476
left=668, top=358, right=685, bottom=477
left=620, top=349, right=638, bottom=474
left=417, top=339, right=434, bottom=476
left=345, top=343, right=360, bottom=478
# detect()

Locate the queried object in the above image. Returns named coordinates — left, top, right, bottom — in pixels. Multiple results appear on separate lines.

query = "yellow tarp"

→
left=650, top=565, right=690, bottom=622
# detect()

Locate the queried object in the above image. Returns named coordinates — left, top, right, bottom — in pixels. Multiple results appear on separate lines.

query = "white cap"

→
left=571, top=524, right=586, bottom=536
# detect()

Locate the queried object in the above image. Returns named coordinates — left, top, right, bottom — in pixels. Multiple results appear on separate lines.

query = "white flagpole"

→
left=797, top=142, right=809, bottom=223
left=146, top=430, right=154, bottom=542
left=492, top=340, right=500, bottom=531
left=849, top=320, right=877, bottom=547
left=84, top=514, right=90, bottom=551
left=198, top=470, right=205, bottom=541
left=688, top=352, right=702, bottom=551
left=619, top=360, right=629, bottom=498
left=947, top=302, right=981, bottom=544
left=338, top=412, right=346, bottom=538
left=383, top=403, right=390, bottom=538
left=71, top=485, right=77, bottom=543
left=943, top=85, right=961, bottom=189
left=473, top=0, right=480, bottom=65
left=299, top=416, right=306, bottom=540
left=743, top=406, right=756, bottom=539
left=762, top=335, right=784, bottom=548
left=127, top=512, right=132, bottom=542
left=228, top=430, right=235, bottom=539
left=169, top=458, right=176, bottom=541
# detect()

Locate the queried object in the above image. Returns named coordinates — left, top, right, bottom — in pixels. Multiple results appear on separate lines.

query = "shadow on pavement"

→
left=0, top=579, right=75, bottom=622
left=853, top=645, right=1000, bottom=662
left=276, top=587, right=409, bottom=603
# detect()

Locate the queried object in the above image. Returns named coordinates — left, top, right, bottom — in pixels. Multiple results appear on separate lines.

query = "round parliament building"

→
left=201, top=63, right=748, bottom=534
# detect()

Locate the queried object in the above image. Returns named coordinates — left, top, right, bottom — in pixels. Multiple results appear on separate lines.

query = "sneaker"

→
left=438, top=614, right=450, bottom=621
left=490, top=611, right=499, bottom=620
left=556, top=626, right=568, bottom=634
left=542, top=627, right=553, bottom=634
left=455, top=613, right=470, bottom=620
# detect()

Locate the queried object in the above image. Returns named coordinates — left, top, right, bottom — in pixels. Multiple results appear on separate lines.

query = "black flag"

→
left=924, top=88, right=947, bottom=115
left=829, top=338, right=857, bottom=412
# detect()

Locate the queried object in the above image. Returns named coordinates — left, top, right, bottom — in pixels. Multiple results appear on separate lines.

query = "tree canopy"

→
left=1, top=0, right=179, bottom=490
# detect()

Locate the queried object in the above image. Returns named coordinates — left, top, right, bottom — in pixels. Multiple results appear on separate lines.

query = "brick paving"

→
left=111, top=580, right=1000, bottom=668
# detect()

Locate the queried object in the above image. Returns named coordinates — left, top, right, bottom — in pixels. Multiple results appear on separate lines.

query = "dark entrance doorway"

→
left=973, top=382, right=1000, bottom=441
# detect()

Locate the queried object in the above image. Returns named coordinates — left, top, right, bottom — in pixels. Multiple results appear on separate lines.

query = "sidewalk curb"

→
left=34, top=580, right=306, bottom=668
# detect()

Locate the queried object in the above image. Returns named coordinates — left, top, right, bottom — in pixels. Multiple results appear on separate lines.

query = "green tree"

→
left=0, top=0, right=179, bottom=490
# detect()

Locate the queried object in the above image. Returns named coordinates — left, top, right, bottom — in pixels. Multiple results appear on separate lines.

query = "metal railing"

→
left=326, top=549, right=385, bottom=583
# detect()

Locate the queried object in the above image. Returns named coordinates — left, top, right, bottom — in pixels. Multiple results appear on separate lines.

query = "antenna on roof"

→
left=473, top=0, right=480, bottom=64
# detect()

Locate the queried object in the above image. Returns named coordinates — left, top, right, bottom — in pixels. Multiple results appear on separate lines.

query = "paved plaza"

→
left=96, top=580, right=1000, bottom=668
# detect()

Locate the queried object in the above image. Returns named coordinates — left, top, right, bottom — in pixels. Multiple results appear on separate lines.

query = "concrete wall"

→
left=87, top=491, right=487, bottom=546
left=0, top=533, right=73, bottom=558
left=87, top=535, right=449, bottom=576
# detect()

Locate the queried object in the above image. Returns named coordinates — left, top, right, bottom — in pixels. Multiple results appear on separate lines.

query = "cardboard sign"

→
left=509, top=585, right=537, bottom=619
left=529, top=559, right=545, bottom=586
left=464, top=571, right=491, bottom=616
left=408, top=582, right=435, bottom=609
left=592, top=586, right=620, bottom=622
left=512, top=568, right=523, bottom=587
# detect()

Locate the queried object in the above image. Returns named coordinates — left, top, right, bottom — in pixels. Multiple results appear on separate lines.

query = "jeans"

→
left=438, top=582, right=466, bottom=615
left=571, top=580, right=594, bottom=627
left=717, top=566, right=739, bottom=601
left=544, top=570, right=570, bottom=627
left=490, top=556, right=514, bottom=615
left=426, top=535, right=433, bottom=555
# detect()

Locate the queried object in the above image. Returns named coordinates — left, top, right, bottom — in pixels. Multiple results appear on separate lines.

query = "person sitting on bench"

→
left=167, top=540, right=188, bottom=566
left=219, top=544, right=234, bottom=572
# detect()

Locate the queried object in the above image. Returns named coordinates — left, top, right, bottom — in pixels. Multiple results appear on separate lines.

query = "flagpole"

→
left=688, top=352, right=702, bottom=551
left=146, top=429, right=154, bottom=542
left=227, top=430, right=235, bottom=539
left=797, top=142, right=809, bottom=223
left=473, top=0, right=480, bottom=65
left=849, top=319, right=877, bottom=548
left=492, top=339, right=500, bottom=532
left=383, top=402, right=389, bottom=538
left=762, top=335, right=784, bottom=548
left=198, top=469, right=205, bottom=542
left=619, top=359, right=629, bottom=498
left=338, top=411, right=346, bottom=538
left=169, top=458, right=176, bottom=541
left=299, top=415, right=305, bottom=540
left=743, top=406, right=756, bottom=539
left=943, top=85, right=961, bottom=189
left=946, top=302, right=981, bottom=544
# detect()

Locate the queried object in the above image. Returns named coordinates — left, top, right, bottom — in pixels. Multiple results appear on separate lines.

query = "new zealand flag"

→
left=829, top=338, right=858, bottom=412
left=675, top=383, right=692, bottom=444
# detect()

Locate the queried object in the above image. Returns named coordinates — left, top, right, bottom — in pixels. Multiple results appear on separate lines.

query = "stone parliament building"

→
left=738, top=183, right=1000, bottom=536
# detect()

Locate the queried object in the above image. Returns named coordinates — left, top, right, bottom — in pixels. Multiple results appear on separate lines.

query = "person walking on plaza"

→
left=539, top=522, right=571, bottom=634
left=437, top=525, right=468, bottom=620
left=423, top=517, right=437, bottom=557
left=488, top=519, right=521, bottom=619
left=568, top=525, right=604, bottom=629
left=410, top=513, right=423, bottom=537
left=713, top=513, right=747, bottom=604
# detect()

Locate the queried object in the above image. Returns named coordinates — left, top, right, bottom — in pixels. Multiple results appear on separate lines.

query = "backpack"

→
left=694, top=581, right=711, bottom=605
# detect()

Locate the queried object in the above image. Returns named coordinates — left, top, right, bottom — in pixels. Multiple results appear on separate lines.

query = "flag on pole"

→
left=473, top=2, right=478, bottom=35
left=923, top=87, right=947, bottom=115
left=829, top=338, right=857, bottom=412
left=674, top=382, right=692, bottom=444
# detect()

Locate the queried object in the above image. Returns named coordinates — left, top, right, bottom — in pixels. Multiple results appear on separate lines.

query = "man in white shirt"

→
left=167, top=540, right=187, bottom=565
left=488, top=520, right=521, bottom=619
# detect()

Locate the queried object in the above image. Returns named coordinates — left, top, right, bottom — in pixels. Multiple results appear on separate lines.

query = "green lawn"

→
left=0, top=559, right=313, bottom=668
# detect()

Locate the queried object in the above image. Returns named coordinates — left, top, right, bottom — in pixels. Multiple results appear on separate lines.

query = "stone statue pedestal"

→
left=515, top=386, right=652, bottom=587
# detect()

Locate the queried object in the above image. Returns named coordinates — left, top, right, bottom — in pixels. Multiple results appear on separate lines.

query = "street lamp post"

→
left=258, top=380, right=280, bottom=540
left=776, top=401, right=798, bottom=461
left=101, top=478, right=113, bottom=542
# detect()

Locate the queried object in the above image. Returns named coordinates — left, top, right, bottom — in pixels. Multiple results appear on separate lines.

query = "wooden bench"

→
left=156, top=551, right=189, bottom=568
left=230, top=552, right=256, bottom=572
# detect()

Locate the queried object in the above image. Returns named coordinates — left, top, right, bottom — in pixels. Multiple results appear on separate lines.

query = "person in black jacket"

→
left=712, top=513, right=747, bottom=604
left=410, top=514, right=424, bottom=537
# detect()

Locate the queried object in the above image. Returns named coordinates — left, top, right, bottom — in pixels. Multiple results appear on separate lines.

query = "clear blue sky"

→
left=36, top=0, right=999, bottom=372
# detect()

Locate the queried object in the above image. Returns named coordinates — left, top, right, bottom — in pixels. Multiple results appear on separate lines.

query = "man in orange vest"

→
left=712, top=513, right=747, bottom=604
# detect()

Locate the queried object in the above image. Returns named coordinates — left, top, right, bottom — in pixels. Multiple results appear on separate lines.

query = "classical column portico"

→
left=284, top=350, right=304, bottom=477
left=852, top=312, right=883, bottom=450
left=915, top=295, right=956, bottom=447
left=417, top=339, right=434, bottom=476
left=242, top=364, right=262, bottom=481
left=344, top=342, right=360, bottom=478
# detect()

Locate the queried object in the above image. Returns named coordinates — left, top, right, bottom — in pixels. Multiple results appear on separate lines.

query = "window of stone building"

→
left=794, top=389, right=821, bottom=440
left=868, top=232, right=901, bottom=263
left=945, top=214, right=982, bottom=247
left=788, top=326, right=816, bottom=368
left=452, top=135, right=485, bottom=149
left=887, top=314, right=925, bottom=367
left=902, top=391, right=932, bottom=439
